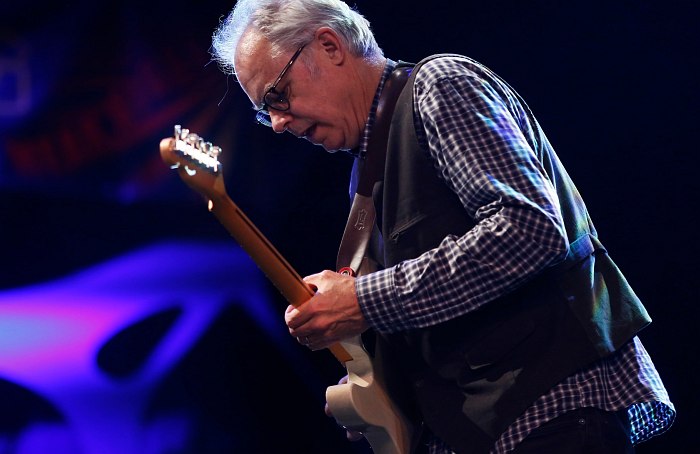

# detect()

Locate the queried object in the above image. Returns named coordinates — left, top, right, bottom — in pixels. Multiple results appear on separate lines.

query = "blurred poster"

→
left=0, top=1, right=233, bottom=202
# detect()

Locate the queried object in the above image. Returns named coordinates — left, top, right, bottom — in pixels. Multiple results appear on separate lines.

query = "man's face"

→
left=234, top=32, right=364, bottom=152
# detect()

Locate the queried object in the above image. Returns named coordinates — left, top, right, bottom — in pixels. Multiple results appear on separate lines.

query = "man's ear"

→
left=314, top=27, right=345, bottom=65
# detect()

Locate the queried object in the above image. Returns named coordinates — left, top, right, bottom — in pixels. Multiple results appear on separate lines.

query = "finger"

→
left=308, top=340, right=325, bottom=351
left=303, top=336, right=323, bottom=351
left=284, top=305, right=298, bottom=324
left=159, top=137, right=175, bottom=152
left=284, top=305, right=310, bottom=331
left=303, top=271, right=323, bottom=282
left=302, top=274, right=320, bottom=292
left=304, top=270, right=336, bottom=289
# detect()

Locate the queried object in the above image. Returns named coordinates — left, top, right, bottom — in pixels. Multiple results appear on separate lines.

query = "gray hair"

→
left=211, top=0, right=383, bottom=75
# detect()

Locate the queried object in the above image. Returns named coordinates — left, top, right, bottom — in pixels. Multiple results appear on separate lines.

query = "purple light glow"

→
left=0, top=240, right=296, bottom=453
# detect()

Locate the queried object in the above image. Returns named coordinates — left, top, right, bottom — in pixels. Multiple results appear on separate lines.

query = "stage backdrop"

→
left=0, top=0, right=697, bottom=453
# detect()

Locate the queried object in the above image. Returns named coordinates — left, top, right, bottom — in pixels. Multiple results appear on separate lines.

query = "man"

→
left=210, top=0, right=675, bottom=452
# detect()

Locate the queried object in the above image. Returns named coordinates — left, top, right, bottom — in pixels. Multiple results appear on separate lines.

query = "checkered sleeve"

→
left=357, top=57, right=568, bottom=333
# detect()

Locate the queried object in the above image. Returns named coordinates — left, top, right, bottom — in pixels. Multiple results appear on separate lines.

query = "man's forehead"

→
left=234, top=31, right=276, bottom=104
left=235, top=29, right=270, bottom=65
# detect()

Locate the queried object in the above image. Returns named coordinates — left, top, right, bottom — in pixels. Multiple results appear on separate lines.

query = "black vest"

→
left=368, top=55, right=651, bottom=453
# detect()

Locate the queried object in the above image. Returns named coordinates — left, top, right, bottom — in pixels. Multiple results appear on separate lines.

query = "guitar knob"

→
left=337, top=267, right=356, bottom=277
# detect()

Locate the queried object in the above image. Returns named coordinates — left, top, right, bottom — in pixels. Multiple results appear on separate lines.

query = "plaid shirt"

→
left=354, top=57, right=675, bottom=452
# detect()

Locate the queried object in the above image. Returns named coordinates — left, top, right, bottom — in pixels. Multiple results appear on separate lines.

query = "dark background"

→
left=0, top=0, right=696, bottom=452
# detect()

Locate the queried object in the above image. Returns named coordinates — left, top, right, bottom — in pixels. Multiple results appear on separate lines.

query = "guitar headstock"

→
left=160, top=125, right=226, bottom=202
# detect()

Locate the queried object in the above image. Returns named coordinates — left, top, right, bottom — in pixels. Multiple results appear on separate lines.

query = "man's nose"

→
left=270, top=110, right=292, bottom=134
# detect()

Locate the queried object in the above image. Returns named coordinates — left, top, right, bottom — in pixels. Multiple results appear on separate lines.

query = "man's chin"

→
left=318, top=141, right=348, bottom=154
left=308, top=133, right=354, bottom=153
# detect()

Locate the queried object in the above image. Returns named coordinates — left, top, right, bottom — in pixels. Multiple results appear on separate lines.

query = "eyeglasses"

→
left=255, top=45, right=306, bottom=127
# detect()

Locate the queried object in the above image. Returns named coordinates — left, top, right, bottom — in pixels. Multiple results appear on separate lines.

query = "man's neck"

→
left=349, top=56, right=388, bottom=140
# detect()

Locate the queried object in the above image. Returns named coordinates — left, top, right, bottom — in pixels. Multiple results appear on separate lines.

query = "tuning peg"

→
left=185, top=133, right=199, bottom=147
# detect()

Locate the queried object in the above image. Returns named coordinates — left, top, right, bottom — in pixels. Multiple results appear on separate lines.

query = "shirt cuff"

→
left=355, top=266, right=412, bottom=333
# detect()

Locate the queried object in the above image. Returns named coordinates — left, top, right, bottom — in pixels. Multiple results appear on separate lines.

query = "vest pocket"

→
left=388, top=212, right=430, bottom=243
left=463, top=315, right=535, bottom=371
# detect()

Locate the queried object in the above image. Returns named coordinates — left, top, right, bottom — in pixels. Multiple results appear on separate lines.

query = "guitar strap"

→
left=335, top=62, right=425, bottom=454
left=336, top=63, right=412, bottom=275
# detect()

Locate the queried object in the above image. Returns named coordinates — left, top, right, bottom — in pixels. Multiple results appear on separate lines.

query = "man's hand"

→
left=284, top=270, right=368, bottom=350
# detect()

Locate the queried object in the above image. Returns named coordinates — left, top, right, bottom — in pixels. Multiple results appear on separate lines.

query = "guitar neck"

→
left=207, top=194, right=352, bottom=363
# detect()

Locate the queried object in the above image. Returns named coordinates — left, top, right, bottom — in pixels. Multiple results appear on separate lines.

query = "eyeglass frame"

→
left=254, top=44, right=306, bottom=127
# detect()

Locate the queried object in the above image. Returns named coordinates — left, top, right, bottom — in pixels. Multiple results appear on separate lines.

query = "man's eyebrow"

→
left=249, top=89, right=266, bottom=112
left=252, top=87, right=271, bottom=111
left=253, top=80, right=277, bottom=111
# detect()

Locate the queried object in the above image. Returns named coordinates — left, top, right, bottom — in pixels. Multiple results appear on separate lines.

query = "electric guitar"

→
left=160, top=126, right=414, bottom=454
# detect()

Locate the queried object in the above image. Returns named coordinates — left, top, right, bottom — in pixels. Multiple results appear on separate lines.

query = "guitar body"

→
left=160, top=126, right=414, bottom=454
left=328, top=336, right=415, bottom=454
